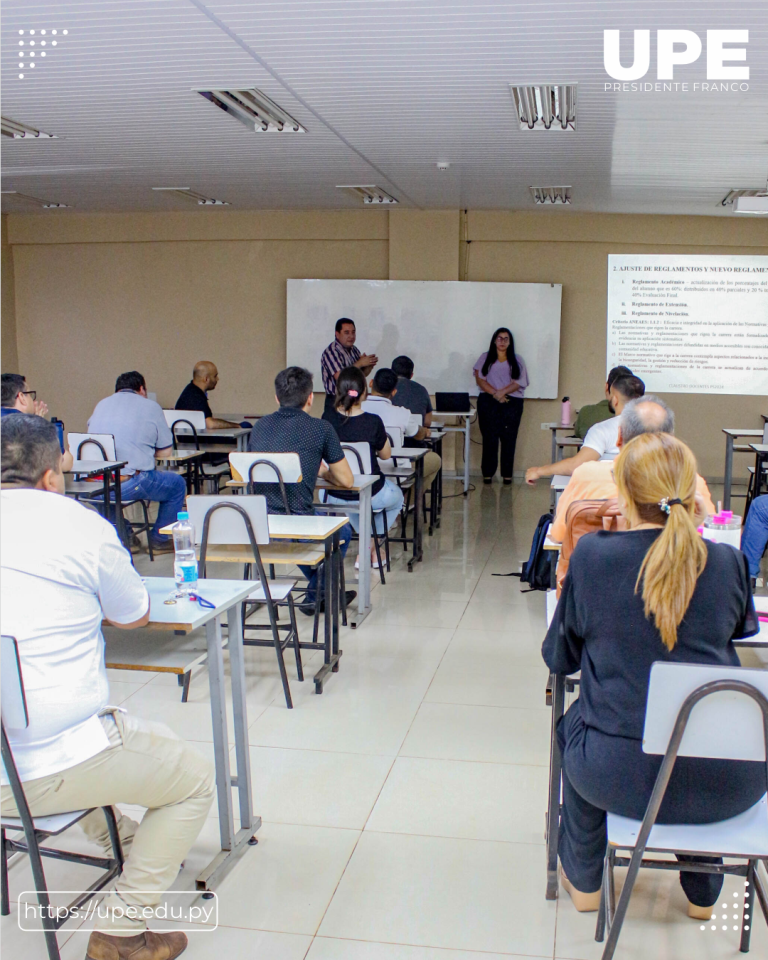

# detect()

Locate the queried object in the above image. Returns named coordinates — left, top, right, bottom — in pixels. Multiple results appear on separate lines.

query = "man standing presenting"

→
left=175, top=361, right=243, bottom=430
left=320, top=318, right=378, bottom=416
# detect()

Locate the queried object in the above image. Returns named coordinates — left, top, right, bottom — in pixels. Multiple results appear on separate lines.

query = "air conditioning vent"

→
left=1, top=117, right=57, bottom=139
left=197, top=88, right=305, bottom=133
left=152, top=187, right=230, bottom=206
left=510, top=84, right=576, bottom=131
left=721, top=188, right=768, bottom=207
left=336, top=185, right=399, bottom=205
left=1, top=190, right=69, bottom=208
left=530, top=186, right=572, bottom=205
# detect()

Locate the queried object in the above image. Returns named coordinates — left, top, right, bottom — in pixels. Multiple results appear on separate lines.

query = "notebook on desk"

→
left=434, top=392, right=470, bottom=413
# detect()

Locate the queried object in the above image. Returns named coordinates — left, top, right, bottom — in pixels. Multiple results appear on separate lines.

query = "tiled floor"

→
left=4, top=479, right=767, bottom=959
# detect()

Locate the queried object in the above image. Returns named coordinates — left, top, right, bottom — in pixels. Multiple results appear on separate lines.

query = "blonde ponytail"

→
left=613, top=433, right=707, bottom=650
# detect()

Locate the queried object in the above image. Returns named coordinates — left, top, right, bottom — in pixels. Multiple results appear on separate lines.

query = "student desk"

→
left=555, top=437, right=582, bottom=461
left=722, top=428, right=763, bottom=510
left=159, top=515, right=349, bottom=689
left=543, top=422, right=577, bottom=463
left=384, top=447, right=427, bottom=572
left=431, top=411, right=473, bottom=495
left=155, top=448, right=206, bottom=493
left=104, top=577, right=260, bottom=892
left=173, top=426, right=251, bottom=452
left=550, top=474, right=570, bottom=511
left=65, top=460, right=128, bottom=545
left=424, top=429, right=447, bottom=533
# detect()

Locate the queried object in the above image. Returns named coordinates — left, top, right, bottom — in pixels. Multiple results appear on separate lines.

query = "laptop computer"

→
left=435, top=392, right=470, bottom=413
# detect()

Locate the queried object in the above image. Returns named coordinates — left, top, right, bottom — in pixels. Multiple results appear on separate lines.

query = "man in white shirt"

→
left=362, top=368, right=442, bottom=487
left=524, top=374, right=645, bottom=484
left=1, top=414, right=213, bottom=960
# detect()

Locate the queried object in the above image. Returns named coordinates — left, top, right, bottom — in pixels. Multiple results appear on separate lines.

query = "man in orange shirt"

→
left=550, top=396, right=715, bottom=543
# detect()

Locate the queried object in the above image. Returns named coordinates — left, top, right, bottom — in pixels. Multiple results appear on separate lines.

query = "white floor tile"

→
left=249, top=745, right=393, bottom=829
left=364, top=597, right=467, bottom=630
left=366, top=756, right=548, bottom=845
left=318, top=831, right=556, bottom=955
left=400, top=702, right=550, bottom=766
left=307, top=938, right=539, bottom=959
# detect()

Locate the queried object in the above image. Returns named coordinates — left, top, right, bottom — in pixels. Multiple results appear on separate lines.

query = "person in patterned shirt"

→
left=320, top=318, right=378, bottom=416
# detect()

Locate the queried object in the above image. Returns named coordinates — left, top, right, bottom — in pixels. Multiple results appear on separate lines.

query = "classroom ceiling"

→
left=2, top=1, right=768, bottom=216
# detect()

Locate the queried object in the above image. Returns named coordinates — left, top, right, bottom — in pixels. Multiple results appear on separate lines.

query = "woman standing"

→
left=544, top=433, right=761, bottom=917
left=473, top=327, right=528, bottom=485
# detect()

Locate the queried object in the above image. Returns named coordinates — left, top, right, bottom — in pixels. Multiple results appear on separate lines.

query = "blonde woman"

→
left=543, top=433, right=761, bottom=918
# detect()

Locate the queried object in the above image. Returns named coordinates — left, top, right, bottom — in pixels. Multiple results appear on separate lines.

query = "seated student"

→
left=572, top=365, right=632, bottom=439
left=543, top=432, right=761, bottom=918
left=742, top=494, right=768, bottom=583
left=88, top=371, right=186, bottom=553
left=175, top=360, right=246, bottom=429
left=247, top=366, right=356, bottom=613
left=1, top=414, right=213, bottom=960
left=550, top=396, right=715, bottom=543
left=323, top=367, right=404, bottom=568
left=361, top=368, right=442, bottom=490
left=525, top=374, right=645, bottom=484
left=391, top=355, right=433, bottom=429
left=1, top=372, right=73, bottom=470
left=1, top=372, right=49, bottom=419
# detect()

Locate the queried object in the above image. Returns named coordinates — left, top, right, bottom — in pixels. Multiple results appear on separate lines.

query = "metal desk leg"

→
left=112, top=467, right=127, bottom=547
left=550, top=428, right=557, bottom=464
left=723, top=434, right=734, bottom=511
left=546, top=672, right=565, bottom=900
left=463, top=414, right=471, bottom=495
left=353, top=484, right=372, bottom=627
left=314, top=534, right=342, bottom=692
left=226, top=603, right=255, bottom=834
left=331, top=531, right=340, bottom=665
left=408, top=457, right=424, bottom=571
left=195, top=612, right=258, bottom=892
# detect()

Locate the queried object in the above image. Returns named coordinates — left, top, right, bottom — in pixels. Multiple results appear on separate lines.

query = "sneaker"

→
left=148, top=539, right=175, bottom=555
left=86, top=929, right=188, bottom=960
left=299, top=590, right=357, bottom=617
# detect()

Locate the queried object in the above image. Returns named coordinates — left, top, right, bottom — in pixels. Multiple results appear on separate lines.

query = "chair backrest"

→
left=556, top=498, right=626, bottom=596
left=164, top=409, right=207, bottom=432
left=68, top=432, right=116, bottom=461
left=185, top=495, right=270, bottom=546
left=229, top=452, right=302, bottom=484
left=341, top=442, right=372, bottom=475
left=385, top=426, right=404, bottom=448
left=644, top=662, right=768, bottom=761
left=1, top=636, right=29, bottom=730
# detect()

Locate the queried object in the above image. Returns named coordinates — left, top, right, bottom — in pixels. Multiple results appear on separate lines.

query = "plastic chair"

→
left=337, top=442, right=390, bottom=579
left=0, top=636, right=124, bottom=960
left=187, top=496, right=302, bottom=709
left=66, top=433, right=154, bottom=560
left=596, top=661, right=768, bottom=959
left=166, top=412, right=229, bottom=493
left=229, top=452, right=303, bottom=515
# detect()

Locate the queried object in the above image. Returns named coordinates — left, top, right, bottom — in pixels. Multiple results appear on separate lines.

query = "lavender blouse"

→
left=473, top=353, right=529, bottom=399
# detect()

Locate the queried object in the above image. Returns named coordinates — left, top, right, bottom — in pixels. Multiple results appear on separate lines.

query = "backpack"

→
left=494, top=512, right=554, bottom=592
left=556, top=498, right=625, bottom=595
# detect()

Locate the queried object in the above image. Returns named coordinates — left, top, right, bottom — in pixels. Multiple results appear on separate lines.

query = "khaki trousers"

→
left=1, top=711, right=215, bottom=934
left=422, top=451, right=441, bottom=488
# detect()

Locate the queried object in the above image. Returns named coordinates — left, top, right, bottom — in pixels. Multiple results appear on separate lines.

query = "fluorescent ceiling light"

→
left=152, top=187, right=229, bottom=206
left=1, top=190, right=69, bottom=208
left=336, top=185, right=398, bottom=205
left=530, top=185, right=572, bottom=205
left=197, top=88, right=305, bottom=133
left=734, top=196, right=768, bottom=215
left=1, top=117, right=57, bottom=139
left=510, top=84, right=577, bottom=131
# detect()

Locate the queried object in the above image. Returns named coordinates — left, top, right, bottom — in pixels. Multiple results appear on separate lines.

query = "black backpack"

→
left=494, top=512, right=553, bottom=592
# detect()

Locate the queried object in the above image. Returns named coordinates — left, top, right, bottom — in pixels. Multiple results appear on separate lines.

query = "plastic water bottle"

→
left=173, top=511, right=198, bottom=596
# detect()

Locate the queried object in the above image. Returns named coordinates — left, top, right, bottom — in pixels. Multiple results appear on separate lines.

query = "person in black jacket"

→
left=543, top=432, right=761, bottom=918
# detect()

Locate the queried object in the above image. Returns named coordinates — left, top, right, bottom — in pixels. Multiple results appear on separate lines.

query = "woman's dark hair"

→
left=482, top=327, right=520, bottom=379
left=115, top=371, right=146, bottom=393
left=335, top=366, right=367, bottom=413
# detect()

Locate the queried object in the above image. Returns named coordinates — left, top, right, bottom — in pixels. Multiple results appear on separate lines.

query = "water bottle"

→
left=561, top=396, right=572, bottom=426
left=173, top=511, right=198, bottom=596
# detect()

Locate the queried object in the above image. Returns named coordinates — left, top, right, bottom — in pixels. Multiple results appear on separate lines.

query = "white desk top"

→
left=156, top=450, right=204, bottom=463
left=173, top=427, right=250, bottom=440
left=389, top=447, right=427, bottom=459
left=144, top=577, right=258, bottom=632
left=754, top=596, right=768, bottom=615
left=66, top=460, right=125, bottom=475
left=551, top=475, right=571, bottom=490
left=159, top=515, right=348, bottom=540
left=544, top=422, right=577, bottom=431
left=543, top=535, right=561, bottom=551
left=432, top=411, right=472, bottom=418
left=749, top=444, right=768, bottom=454
left=723, top=428, right=763, bottom=438
left=227, top=474, right=377, bottom=493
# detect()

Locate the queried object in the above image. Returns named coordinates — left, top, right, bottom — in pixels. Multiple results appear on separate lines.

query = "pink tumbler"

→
left=561, top=397, right=571, bottom=426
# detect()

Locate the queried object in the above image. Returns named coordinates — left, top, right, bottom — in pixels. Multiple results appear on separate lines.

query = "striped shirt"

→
left=320, top=339, right=361, bottom=395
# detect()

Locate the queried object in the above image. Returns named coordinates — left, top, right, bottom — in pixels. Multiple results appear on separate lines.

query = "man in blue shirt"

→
left=247, top=366, right=355, bottom=613
left=88, top=371, right=186, bottom=553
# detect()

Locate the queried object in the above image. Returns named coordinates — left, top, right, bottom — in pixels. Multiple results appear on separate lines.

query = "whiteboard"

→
left=287, top=280, right=562, bottom=398
left=607, top=254, right=768, bottom=396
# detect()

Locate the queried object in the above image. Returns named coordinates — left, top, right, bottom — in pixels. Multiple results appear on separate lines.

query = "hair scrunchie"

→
left=658, top=497, right=683, bottom=515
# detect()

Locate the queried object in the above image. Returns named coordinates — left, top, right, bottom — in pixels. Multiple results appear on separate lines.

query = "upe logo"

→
left=604, top=30, right=749, bottom=88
